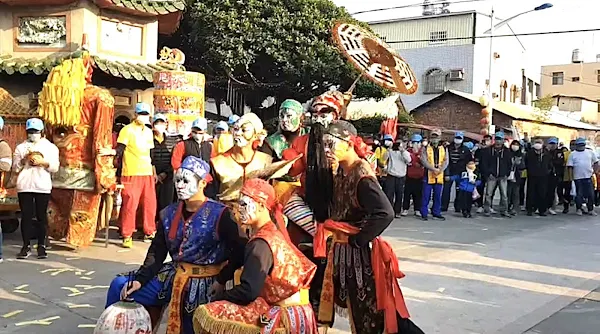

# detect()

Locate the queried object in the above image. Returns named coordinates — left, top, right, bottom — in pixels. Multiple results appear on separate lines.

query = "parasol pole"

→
left=346, top=73, right=363, bottom=94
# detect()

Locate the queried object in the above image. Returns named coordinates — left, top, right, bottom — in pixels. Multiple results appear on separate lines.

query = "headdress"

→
left=241, top=179, right=290, bottom=242
left=310, top=90, right=351, bottom=119
left=280, top=99, right=304, bottom=116
left=236, top=112, right=264, bottom=133
left=180, top=156, right=210, bottom=180
left=326, top=120, right=370, bottom=159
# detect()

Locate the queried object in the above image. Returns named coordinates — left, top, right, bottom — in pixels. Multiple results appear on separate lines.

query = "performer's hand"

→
left=157, top=172, right=167, bottom=183
left=208, top=282, right=224, bottom=301
left=120, top=280, right=142, bottom=300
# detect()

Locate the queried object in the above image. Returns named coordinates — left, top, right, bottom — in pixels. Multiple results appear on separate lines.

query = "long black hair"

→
left=305, top=122, right=333, bottom=222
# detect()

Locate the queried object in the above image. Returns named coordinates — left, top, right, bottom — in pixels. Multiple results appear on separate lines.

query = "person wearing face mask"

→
left=13, top=118, right=59, bottom=259
left=448, top=160, right=481, bottom=218
left=474, top=134, right=493, bottom=212
left=567, top=137, right=598, bottom=216
left=193, top=178, right=318, bottom=334
left=507, top=140, right=525, bottom=215
left=171, top=117, right=212, bottom=172
left=442, top=131, right=472, bottom=212
left=151, top=114, right=174, bottom=216
left=375, top=134, right=393, bottom=183
left=115, top=102, right=157, bottom=248
left=481, top=132, right=512, bottom=218
left=211, top=120, right=230, bottom=157
left=402, top=134, right=425, bottom=217
left=546, top=137, right=564, bottom=215
left=525, top=138, right=553, bottom=216
left=420, top=129, right=449, bottom=221
left=105, top=156, right=246, bottom=333
left=383, top=139, right=411, bottom=218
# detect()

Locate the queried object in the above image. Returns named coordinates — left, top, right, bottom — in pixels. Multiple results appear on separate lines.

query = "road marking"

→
left=78, top=324, right=96, bottom=328
left=42, top=268, right=75, bottom=276
left=65, top=257, right=81, bottom=261
left=85, top=271, right=96, bottom=275
left=66, top=303, right=94, bottom=309
left=436, top=287, right=446, bottom=293
left=475, top=242, right=486, bottom=246
left=481, top=228, right=488, bottom=231
left=2, top=310, right=24, bottom=318
left=117, top=249, right=130, bottom=253
left=15, top=285, right=28, bottom=290
left=75, top=284, right=109, bottom=290
left=80, top=276, right=92, bottom=280
left=15, top=316, right=60, bottom=326
left=13, top=290, right=29, bottom=294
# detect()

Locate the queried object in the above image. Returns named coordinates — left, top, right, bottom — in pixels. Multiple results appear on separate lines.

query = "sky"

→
left=332, top=0, right=600, bottom=67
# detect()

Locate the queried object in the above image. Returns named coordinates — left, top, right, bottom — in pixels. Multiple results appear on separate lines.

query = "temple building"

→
left=0, top=0, right=186, bottom=140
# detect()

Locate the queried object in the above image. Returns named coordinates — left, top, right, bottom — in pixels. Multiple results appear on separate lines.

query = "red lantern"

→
left=480, top=128, right=489, bottom=136
left=480, top=117, right=489, bottom=126
left=481, top=107, right=490, bottom=116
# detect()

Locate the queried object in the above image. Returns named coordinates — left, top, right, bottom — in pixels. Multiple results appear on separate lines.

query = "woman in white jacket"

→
left=13, top=118, right=59, bottom=259
left=384, top=140, right=412, bottom=218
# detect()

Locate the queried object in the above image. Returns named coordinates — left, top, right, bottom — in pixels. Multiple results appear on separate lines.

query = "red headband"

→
left=240, top=179, right=291, bottom=243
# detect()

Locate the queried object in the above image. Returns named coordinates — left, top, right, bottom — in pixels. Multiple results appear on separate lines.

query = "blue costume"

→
left=105, top=157, right=244, bottom=334
left=450, top=171, right=481, bottom=217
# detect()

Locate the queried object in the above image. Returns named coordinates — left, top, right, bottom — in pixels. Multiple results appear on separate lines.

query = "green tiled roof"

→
left=0, top=53, right=182, bottom=82
left=106, top=0, right=186, bottom=15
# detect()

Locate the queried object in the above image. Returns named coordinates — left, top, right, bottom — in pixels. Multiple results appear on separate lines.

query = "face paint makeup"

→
left=279, top=108, right=301, bottom=132
left=232, top=122, right=255, bottom=147
left=174, top=169, right=199, bottom=200
left=237, top=195, right=258, bottom=225
left=323, top=134, right=350, bottom=172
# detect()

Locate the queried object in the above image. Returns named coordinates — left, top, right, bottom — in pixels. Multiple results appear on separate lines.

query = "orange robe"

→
left=47, top=85, right=116, bottom=247
left=193, top=223, right=317, bottom=334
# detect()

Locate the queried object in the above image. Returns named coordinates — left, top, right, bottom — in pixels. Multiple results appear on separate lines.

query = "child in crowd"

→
left=450, top=160, right=481, bottom=218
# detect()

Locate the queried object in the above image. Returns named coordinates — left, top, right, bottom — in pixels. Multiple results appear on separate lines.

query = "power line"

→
left=385, top=28, right=600, bottom=44
left=539, top=71, right=600, bottom=89
left=351, top=0, right=487, bottom=15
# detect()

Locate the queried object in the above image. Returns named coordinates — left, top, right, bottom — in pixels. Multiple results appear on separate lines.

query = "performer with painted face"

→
left=266, top=99, right=306, bottom=159
left=193, top=178, right=318, bottom=334
left=105, top=156, right=246, bottom=334
left=209, top=113, right=273, bottom=203
left=317, top=120, right=424, bottom=334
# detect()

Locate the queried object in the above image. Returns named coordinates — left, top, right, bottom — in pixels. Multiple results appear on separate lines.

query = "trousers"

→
left=421, top=182, right=443, bottom=218
left=120, top=175, right=157, bottom=237
left=574, top=178, right=595, bottom=212
left=527, top=176, right=548, bottom=213
left=507, top=181, right=520, bottom=212
left=403, top=177, right=422, bottom=212
left=18, top=192, right=50, bottom=247
left=484, top=177, right=508, bottom=213
left=456, top=190, right=473, bottom=214
left=441, top=177, right=459, bottom=212
left=384, top=175, right=406, bottom=214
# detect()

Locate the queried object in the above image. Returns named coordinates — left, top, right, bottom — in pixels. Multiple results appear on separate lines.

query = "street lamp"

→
left=483, top=3, right=553, bottom=134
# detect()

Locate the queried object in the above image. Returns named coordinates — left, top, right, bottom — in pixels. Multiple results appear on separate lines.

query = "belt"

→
left=166, top=262, right=225, bottom=334
left=276, top=289, right=310, bottom=307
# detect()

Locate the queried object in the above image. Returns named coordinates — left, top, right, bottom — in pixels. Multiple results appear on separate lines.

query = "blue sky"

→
left=332, top=0, right=600, bottom=66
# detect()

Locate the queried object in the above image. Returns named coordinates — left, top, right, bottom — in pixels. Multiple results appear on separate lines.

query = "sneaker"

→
left=0, top=258, right=3, bottom=263
left=45, top=237, right=52, bottom=250
left=37, top=245, right=47, bottom=259
left=539, top=211, right=547, bottom=217
left=414, top=211, right=422, bottom=217
left=401, top=210, right=409, bottom=217
left=562, top=207, right=569, bottom=214
left=122, top=237, right=133, bottom=248
left=520, top=205, right=526, bottom=211
left=17, top=246, right=31, bottom=259
left=588, top=210, right=598, bottom=216
left=508, top=210, right=517, bottom=216
left=501, top=212, right=512, bottom=218
left=143, top=233, right=156, bottom=243
left=490, top=208, right=497, bottom=214
left=548, top=209, right=557, bottom=215
left=476, top=207, right=484, bottom=214
left=432, top=215, right=446, bottom=221
left=484, top=211, right=491, bottom=217
left=462, top=212, right=468, bottom=218
left=421, top=216, right=429, bottom=221
left=576, top=209, right=583, bottom=216
left=466, top=213, right=473, bottom=218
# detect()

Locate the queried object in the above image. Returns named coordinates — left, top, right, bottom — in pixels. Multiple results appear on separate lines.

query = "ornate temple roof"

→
left=0, top=52, right=181, bottom=82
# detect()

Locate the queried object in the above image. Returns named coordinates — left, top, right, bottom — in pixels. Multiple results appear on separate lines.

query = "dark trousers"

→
left=442, top=177, right=459, bottom=212
left=519, top=177, right=527, bottom=206
left=155, top=177, right=174, bottom=216
left=527, top=176, right=548, bottom=213
left=556, top=180, right=572, bottom=210
left=574, top=178, right=595, bottom=212
left=507, top=180, right=520, bottom=212
left=456, top=190, right=473, bottom=214
left=384, top=175, right=406, bottom=214
left=18, top=192, right=50, bottom=247
left=476, top=175, right=487, bottom=207
left=403, top=177, right=422, bottom=211
left=547, top=175, right=559, bottom=209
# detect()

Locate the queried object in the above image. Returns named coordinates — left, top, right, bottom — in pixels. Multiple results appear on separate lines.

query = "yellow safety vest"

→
left=426, top=145, right=445, bottom=184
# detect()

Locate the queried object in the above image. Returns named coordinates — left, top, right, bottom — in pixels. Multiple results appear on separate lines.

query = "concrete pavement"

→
left=0, top=211, right=599, bottom=334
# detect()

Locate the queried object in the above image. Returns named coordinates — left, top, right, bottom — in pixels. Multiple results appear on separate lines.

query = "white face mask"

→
left=154, top=124, right=166, bottom=134
left=175, top=169, right=199, bottom=200
left=27, top=133, right=41, bottom=143
left=383, top=140, right=392, bottom=147
left=238, top=195, right=257, bottom=225
left=454, top=138, right=463, bottom=145
left=533, top=143, right=543, bottom=150
left=504, top=141, right=510, bottom=148
left=137, top=115, right=150, bottom=124
left=193, top=133, right=205, bottom=143
left=511, top=145, right=520, bottom=152
left=411, top=142, right=420, bottom=150
left=421, top=141, right=428, bottom=147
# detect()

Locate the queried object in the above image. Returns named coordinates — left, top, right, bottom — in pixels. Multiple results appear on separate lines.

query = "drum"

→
left=153, top=71, right=205, bottom=137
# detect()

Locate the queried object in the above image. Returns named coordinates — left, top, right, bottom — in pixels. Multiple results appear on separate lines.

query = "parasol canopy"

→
left=332, top=22, right=418, bottom=95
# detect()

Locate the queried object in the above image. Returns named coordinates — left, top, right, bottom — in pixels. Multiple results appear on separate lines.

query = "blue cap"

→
left=494, top=131, right=505, bottom=139
left=215, top=121, right=228, bottom=131
left=575, top=137, right=586, bottom=145
left=135, top=102, right=151, bottom=115
left=228, top=114, right=240, bottom=125
left=548, top=137, right=558, bottom=144
left=180, top=156, right=210, bottom=180
left=411, top=134, right=423, bottom=142
left=464, top=142, right=474, bottom=150
left=192, top=118, right=208, bottom=131
left=383, top=134, right=393, bottom=141
left=455, top=131, right=464, bottom=139
left=25, top=118, right=44, bottom=131
left=0, top=116, right=4, bottom=131
left=153, top=113, right=168, bottom=123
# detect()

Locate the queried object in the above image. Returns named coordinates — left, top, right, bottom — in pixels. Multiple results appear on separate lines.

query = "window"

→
left=510, top=84, right=517, bottom=103
left=572, top=77, right=580, bottom=82
left=552, top=72, right=564, bottom=85
left=15, top=15, right=68, bottom=49
left=429, top=31, right=447, bottom=45
left=597, top=70, right=600, bottom=83
left=423, top=68, right=446, bottom=94
left=499, top=80, right=508, bottom=102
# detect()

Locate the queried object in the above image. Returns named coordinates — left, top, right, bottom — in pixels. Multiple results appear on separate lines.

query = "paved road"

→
left=0, top=211, right=599, bottom=334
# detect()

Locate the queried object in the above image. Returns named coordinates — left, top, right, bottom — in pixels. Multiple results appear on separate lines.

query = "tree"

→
left=534, top=94, right=555, bottom=111
left=161, top=0, right=390, bottom=112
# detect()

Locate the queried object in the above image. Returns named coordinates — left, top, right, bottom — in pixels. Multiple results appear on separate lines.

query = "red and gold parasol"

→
left=332, top=22, right=418, bottom=95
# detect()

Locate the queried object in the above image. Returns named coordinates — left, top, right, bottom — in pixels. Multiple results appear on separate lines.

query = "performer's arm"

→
left=349, top=177, right=394, bottom=248
left=216, top=209, right=249, bottom=285
left=205, top=161, right=220, bottom=200
left=219, top=239, right=273, bottom=305
left=135, top=220, right=169, bottom=286
left=171, top=141, right=185, bottom=171
left=0, top=141, right=12, bottom=172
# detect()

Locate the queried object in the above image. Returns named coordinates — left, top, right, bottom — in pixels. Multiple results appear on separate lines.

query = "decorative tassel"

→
left=192, top=306, right=287, bottom=334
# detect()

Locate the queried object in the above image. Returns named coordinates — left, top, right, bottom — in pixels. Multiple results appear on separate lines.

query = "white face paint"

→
left=174, top=169, right=199, bottom=200
left=237, top=195, right=257, bottom=225
left=232, top=122, right=255, bottom=147
left=279, top=108, right=300, bottom=132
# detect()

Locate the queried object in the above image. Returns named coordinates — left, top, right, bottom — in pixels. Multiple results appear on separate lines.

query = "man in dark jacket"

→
left=525, top=138, right=553, bottom=216
left=150, top=114, right=174, bottom=217
left=482, top=132, right=512, bottom=217
left=474, top=134, right=492, bottom=212
left=546, top=137, right=565, bottom=215
left=442, top=131, right=472, bottom=212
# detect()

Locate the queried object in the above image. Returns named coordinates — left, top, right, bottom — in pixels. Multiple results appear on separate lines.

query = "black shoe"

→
left=467, top=213, right=473, bottom=218
left=539, top=212, right=547, bottom=216
left=37, top=245, right=47, bottom=259
left=432, top=215, right=446, bottom=221
left=526, top=211, right=533, bottom=216
left=462, top=212, right=468, bottom=218
left=421, top=216, right=429, bottom=221
left=17, top=246, right=31, bottom=259
left=501, top=212, right=512, bottom=218
left=562, top=207, right=569, bottom=214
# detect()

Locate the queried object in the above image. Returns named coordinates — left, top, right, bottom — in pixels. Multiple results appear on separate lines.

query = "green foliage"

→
left=161, top=0, right=390, bottom=111
left=534, top=94, right=555, bottom=111
left=351, top=116, right=385, bottom=135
